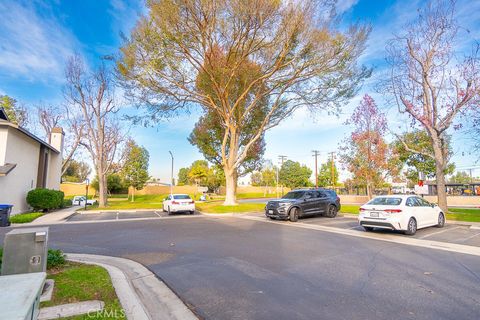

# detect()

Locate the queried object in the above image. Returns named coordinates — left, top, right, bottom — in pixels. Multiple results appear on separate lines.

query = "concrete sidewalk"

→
left=27, top=206, right=78, bottom=225
left=67, top=254, right=197, bottom=320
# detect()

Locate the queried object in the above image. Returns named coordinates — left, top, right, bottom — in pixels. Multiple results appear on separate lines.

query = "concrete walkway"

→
left=66, top=254, right=197, bottom=320
left=27, top=206, right=78, bottom=225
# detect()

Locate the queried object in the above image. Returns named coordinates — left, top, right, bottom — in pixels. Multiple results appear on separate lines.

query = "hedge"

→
left=26, top=188, right=64, bottom=211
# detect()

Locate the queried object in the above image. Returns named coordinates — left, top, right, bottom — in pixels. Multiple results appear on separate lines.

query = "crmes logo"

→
left=87, top=309, right=126, bottom=318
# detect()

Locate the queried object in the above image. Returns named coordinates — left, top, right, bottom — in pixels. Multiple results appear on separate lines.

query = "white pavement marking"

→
left=154, top=211, right=162, bottom=217
left=234, top=215, right=480, bottom=257
left=459, top=232, right=480, bottom=243
left=63, top=215, right=204, bottom=225
left=417, top=226, right=461, bottom=239
left=116, top=212, right=119, bottom=220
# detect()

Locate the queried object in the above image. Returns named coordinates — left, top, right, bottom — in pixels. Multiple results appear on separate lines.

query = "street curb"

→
left=76, top=208, right=162, bottom=214
left=66, top=254, right=198, bottom=320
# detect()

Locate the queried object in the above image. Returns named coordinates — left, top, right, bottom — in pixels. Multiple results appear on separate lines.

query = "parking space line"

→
left=417, top=226, right=461, bottom=239
left=154, top=211, right=162, bottom=217
left=116, top=212, right=119, bottom=220
left=459, top=232, right=480, bottom=243
left=235, top=215, right=480, bottom=257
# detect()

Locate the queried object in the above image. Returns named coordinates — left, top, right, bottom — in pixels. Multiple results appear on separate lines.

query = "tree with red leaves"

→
left=386, top=0, right=480, bottom=211
left=340, top=95, right=400, bottom=198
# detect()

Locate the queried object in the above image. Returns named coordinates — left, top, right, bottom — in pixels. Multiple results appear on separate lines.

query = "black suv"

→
left=265, top=189, right=341, bottom=222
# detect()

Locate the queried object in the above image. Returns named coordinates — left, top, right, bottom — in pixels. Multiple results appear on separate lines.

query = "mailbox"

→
left=1, top=227, right=49, bottom=275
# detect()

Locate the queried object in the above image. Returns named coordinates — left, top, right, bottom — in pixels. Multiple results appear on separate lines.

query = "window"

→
left=282, top=191, right=305, bottom=199
left=367, top=197, right=402, bottom=206
left=173, top=195, right=191, bottom=200
left=406, top=197, right=415, bottom=207
left=416, top=197, right=431, bottom=206
left=305, top=192, right=315, bottom=199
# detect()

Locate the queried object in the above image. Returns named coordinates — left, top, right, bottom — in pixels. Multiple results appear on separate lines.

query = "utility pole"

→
left=278, top=155, right=287, bottom=196
left=168, top=151, right=174, bottom=196
left=328, top=152, right=336, bottom=188
left=312, top=150, right=320, bottom=188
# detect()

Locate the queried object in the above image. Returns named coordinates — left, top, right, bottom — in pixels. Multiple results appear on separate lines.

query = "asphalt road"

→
left=1, top=216, right=479, bottom=320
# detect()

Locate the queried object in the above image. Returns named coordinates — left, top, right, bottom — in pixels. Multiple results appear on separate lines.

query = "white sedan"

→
left=358, top=195, right=445, bottom=235
left=163, top=194, right=195, bottom=215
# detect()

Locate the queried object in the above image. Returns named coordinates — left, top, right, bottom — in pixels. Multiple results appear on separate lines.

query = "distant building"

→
left=0, top=108, right=64, bottom=214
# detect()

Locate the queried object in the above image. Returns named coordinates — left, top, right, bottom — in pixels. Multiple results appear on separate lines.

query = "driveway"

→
left=1, top=214, right=479, bottom=320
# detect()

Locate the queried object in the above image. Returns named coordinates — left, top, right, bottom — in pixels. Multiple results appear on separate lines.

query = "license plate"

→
left=268, top=210, right=274, bottom=214
left=370, top=212, right=380, bottom=218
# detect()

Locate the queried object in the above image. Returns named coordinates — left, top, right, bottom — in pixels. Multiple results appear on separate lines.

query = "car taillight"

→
left=384, top=209, right=402, bottom=213
left=189, top=201, right=195, bottom=204
left=336, top=196, right=340, bottom=202
left=359, top=207, right=366, bottom=211
left=172, top=201, right=179, bottom=205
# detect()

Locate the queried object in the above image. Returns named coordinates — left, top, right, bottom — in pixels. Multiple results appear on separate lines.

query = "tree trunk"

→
left=431, top=144, right=447, bottom=213
left=224, top=167, right=237, bottom=205
left=131, top=187, right=135, bottom=202
left=98, top=166, right=108, bottom=207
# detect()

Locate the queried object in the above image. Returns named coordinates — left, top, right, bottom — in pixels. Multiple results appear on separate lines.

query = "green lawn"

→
left=41, top=262, right=124, bottom=319
left=236, top=192, right=278, bottom=199
left=196, top=201, right=265, bottom=213
left=82, top=194, right=169, bottom=211
left=339, top=204, right=361, bottom=215
left=9, top=212, right=44, bottom=224
left=447, top=208, right=480, bottom=222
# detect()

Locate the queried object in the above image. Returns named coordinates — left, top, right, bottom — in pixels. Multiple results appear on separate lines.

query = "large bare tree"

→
left=64, top=55, right=124, bottom=207
left=386, top=0, right=480, bottom=211
left=118, top=0, right=370, bottom=205
left=36, top=104, right=85, bottom=175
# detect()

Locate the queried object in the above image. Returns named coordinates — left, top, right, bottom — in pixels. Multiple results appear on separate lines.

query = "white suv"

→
left=358, top=195, right=445, bottom=235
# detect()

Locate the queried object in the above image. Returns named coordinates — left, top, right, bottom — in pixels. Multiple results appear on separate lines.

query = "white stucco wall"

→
left=0, top=128, right=40, bottom=215
left=0, top=127, right=7, bottom=166
left=46, top=131, right=63, bottom=190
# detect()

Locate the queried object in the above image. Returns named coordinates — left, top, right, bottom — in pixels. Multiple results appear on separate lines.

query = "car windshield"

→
left=173, top=195, right=191, bottom=200
left=367, top=197, right=402, bottom=206
left=282, top=191, right=305, bottom=199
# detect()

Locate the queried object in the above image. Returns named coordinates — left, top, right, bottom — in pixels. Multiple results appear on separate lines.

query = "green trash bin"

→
left=0, top=204, right=13, bottom=227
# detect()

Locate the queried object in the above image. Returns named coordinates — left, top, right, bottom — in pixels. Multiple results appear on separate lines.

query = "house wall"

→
left=0, top=127, right=7, bottom=165
left=46, top=129, right=64, bottom=190
left=0, top=128, right=41, bottom=214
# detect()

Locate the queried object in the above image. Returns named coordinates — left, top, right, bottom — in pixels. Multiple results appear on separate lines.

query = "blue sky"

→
left=0, top=0, right=479, bottom=183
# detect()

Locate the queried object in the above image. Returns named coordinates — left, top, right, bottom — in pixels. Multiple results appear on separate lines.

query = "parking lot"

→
left=245, top=212, right=480, bottom=247
left=66, top=208, right=480, bottom=248
left=67, top=210, right=199, bottom=222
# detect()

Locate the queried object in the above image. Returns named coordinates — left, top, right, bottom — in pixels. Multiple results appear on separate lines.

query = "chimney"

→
left=50, top=127, right=64, bottom=155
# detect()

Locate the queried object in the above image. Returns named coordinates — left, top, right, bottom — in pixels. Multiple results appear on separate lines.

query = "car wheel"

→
left=167, top=206, right=171, bottom=215
left=436, top=213, right=445, bottom=228
left=289, top=207, right=299, bottom=222
left=326, top=205, right=337, bottom=218
left=162, top=205, right=166, bottom=212
left=190, top=211, right=194, bottom=215
left=364, top=226, right=374, bottom=232
left=405, top=218, right=417, bottom=235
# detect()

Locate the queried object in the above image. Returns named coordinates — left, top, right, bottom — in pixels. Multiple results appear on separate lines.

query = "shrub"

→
left=61, top=199, right=73, bottom=208
left=8, top=212, right=44, bottom=224
left=26, top=189, right=65, bottom=211
left=47, top=249, right=66, bottom=269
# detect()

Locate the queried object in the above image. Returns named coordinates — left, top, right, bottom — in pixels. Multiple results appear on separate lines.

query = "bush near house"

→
left=26, top=188, right=64, bottom=211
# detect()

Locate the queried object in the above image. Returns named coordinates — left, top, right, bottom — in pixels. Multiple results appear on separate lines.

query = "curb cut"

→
left=66, top=254, right=197, bottom=320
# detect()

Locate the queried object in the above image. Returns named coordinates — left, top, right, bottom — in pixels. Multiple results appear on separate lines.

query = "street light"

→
left=84, top=178, right=90, bottom=211
left=168, top=151, right=174, bottom=196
